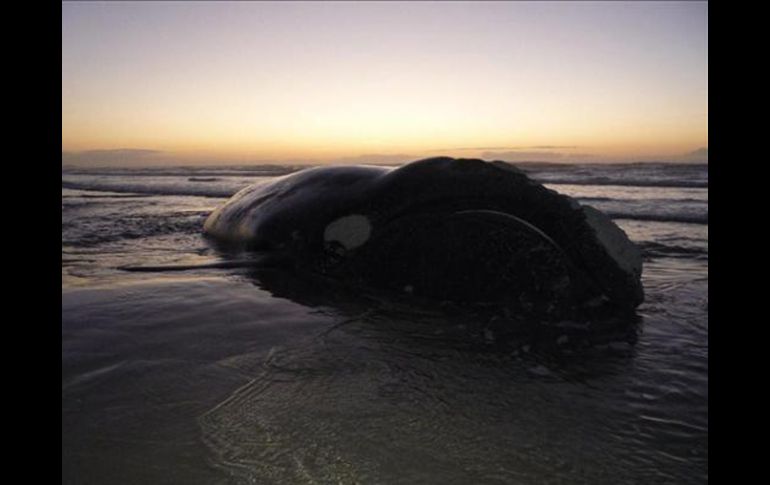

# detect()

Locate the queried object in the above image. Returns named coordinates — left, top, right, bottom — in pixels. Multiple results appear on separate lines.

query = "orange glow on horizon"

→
left=62, top=2, right=707, bottom=166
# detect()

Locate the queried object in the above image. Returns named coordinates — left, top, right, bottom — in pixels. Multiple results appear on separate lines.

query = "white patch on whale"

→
left=581, top=205, right=642, bottom=278
left=323, top=214, right=372, bottom=250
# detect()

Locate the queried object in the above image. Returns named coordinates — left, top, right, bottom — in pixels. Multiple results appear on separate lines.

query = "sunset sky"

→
left=62, top=1, right=708, bottom=166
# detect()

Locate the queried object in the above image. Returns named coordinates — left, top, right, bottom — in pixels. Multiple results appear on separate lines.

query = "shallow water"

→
left=62, top=163, right=707, bottom=484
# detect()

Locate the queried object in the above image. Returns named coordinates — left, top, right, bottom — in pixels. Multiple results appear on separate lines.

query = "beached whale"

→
left=203, top=157, right=643, bottom=317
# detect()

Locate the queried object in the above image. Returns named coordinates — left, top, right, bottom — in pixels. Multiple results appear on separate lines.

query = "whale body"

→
left=204, top=157, right=643, bottom=317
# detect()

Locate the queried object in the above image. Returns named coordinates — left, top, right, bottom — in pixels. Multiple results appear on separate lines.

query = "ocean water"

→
left=62, top=162, right=708, bottom=484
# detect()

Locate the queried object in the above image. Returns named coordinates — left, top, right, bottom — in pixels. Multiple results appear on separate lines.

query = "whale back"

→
left=204, top=157, right=643, bottom=311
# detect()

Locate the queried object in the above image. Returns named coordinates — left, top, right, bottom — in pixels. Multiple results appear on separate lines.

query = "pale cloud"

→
left=481, top=150, right=599, bottom=162
left=429, top=145, right=579, bottom=152
left=324, top=153, right=415, bottom=165
left=679, top=147, right=708, bottom=162
left=482, top=151, right=565, bottom=161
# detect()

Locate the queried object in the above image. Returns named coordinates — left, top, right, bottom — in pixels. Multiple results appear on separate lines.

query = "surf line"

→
left=118, top=255, right=282, bottom=272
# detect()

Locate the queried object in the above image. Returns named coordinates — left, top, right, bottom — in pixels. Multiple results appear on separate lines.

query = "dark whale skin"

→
left=204, top=157, right=643, bottom=314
